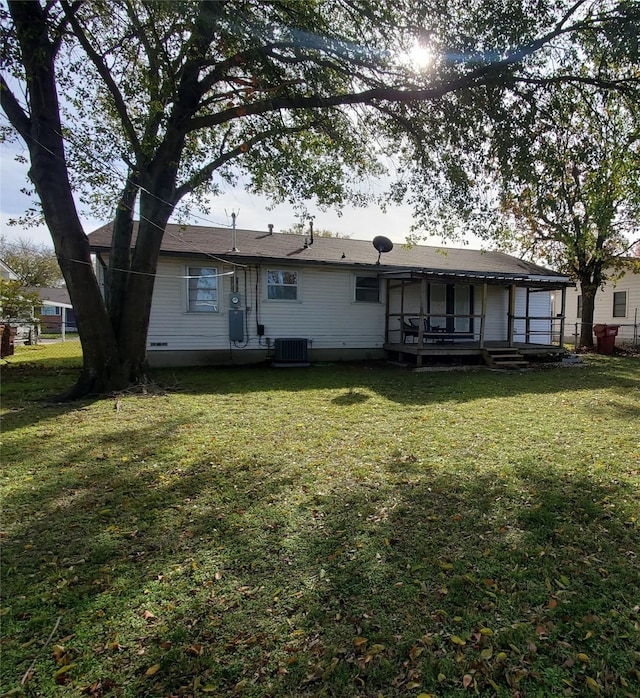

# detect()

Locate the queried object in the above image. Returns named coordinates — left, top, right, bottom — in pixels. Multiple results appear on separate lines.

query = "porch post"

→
left=508, top=285, right=516, bottom=348
left=559, top=286, right=567, bottom=348
left=384, top=277, right=390, bottom=343
left=417, top=276, right=426, bottom=366
left=479, top=283, right=487, bottom=348
left=525, top=288, right=531, bottom=343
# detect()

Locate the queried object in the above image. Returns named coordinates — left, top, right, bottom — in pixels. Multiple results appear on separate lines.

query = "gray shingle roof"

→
left=88, top=222, right=568, bottom=283
left=24, top=287, right=72, bottom=306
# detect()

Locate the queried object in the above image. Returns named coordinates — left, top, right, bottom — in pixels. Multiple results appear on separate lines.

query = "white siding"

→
left=563, top=271, right=640, bottom=345
left=146, top=259, right=386, bottom=351
left=97, top=255, right=557, bottom=353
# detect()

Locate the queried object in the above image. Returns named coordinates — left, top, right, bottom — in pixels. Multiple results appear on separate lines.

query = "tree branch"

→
left=0, top=73, right=31, bottom=143
left=60, top=0, right=144, bottom=163
left=174, top=123, right=311, bottom=200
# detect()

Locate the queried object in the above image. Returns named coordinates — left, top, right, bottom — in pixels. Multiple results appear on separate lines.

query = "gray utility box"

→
left=229, top=309, right=244, bottom=342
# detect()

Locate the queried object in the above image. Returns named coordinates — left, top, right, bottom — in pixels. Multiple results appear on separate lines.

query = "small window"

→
left=40, top=305, right=61, bottom=316
left=577, top=295, right=582, bottom=318
left=267, top=270, right=298, bottom=300
left=187, top=266, right=218, bottom=312
left=355, top=276, right=380, bottom=302
left=613, top=291, right=626, bottom=317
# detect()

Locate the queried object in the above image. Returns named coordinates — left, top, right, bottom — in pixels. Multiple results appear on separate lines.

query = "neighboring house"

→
left=26, top=287, right=77, bottom=334
left=88, top=223, right=573, bottom=368
left=1, top=259, right=19, bottom=281
left=561, top=267, right=640, bottom=349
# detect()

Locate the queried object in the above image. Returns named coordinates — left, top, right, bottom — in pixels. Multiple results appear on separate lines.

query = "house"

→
left=1, top=259, right=19, bottom=281
left=26, top=287, right=77, bottom=335
left=561, top=266, right=640, bottom=349
left=88, top=223, right=573, bottom=368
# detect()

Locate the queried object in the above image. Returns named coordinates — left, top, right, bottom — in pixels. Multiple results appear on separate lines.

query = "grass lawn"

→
left=1, top=347, right=638, bottom=697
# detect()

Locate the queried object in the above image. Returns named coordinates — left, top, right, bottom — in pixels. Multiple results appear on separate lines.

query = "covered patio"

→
left=381, top=269, right=571, bottom=367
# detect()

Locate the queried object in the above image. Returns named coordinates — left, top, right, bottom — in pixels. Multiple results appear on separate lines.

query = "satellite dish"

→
left=372, top=235, right=394, bottom=264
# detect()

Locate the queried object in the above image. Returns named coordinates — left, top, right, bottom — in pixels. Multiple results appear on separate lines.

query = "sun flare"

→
left=407, top=43, right=433, bottom=70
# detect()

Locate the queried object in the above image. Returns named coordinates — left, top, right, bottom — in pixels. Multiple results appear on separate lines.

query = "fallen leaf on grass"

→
left=145, top=664, right=161, bottom=677
left=54, top=664, right=76, bottom=679
left=463, top=674, right=473, bottom=688
left=585, top=676, right=601, bottom=693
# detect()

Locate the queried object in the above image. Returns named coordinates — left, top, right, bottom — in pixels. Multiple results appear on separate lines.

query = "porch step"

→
left=483, top=347, right=529, bottom=369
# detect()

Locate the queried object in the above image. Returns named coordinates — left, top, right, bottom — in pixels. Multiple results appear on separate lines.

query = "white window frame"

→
left=266, top=269, right=299, bottom=301
left=354, top=275, right=380, bottom=303
left=40, top=305, right=61, bottom=316
left=186, top=266, right=220, bottom=313
left=612, top=290, right=627, bottom=318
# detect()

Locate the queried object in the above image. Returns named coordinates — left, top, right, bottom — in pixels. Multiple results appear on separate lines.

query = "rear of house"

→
left=89, top=223, right=572, bottom=367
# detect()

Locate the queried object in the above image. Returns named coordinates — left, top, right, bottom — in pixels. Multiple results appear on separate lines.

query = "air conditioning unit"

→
left=273, top=338, right=309, bottom=367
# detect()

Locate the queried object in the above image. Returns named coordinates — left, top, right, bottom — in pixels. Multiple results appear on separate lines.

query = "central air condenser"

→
left=273, top=338, right=309, bottom=367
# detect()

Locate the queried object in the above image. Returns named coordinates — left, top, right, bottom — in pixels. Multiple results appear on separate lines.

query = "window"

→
left=267, top=270, right=298, bottom=300
left=355, top=276, right=380, bottom=303
left=577, top=295, right=582, bottom=318
left=613, top=291, right=626, bottom=317
left=187, top=266, right=218, bottom=312
left=40, top=305, right=61, bottom=316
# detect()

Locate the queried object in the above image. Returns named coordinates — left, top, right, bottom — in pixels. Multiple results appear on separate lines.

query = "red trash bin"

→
left=593, top=324, right=620, bottom=355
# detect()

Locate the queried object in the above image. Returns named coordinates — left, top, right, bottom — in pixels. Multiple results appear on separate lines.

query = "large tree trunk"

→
left=579, top=282, right=598, bottom=349
left=109, top=189, right=174, bottom=383
left=6, top=1, right=152, bottom=398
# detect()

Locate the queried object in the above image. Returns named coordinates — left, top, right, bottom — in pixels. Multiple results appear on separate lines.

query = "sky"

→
left=1, top=140, right=481, bottom=251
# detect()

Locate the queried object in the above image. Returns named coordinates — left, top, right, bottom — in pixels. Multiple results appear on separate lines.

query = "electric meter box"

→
left=229, top=308, right=244, bottom=341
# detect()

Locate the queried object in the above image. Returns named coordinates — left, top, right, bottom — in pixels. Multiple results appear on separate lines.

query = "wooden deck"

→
left=384, top=340, right=566, bottom=366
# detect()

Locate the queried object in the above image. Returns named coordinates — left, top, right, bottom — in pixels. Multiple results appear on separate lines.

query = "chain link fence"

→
left=565, top=322, right=639, bottom=352
left=1, top=320, right=82, bottom=359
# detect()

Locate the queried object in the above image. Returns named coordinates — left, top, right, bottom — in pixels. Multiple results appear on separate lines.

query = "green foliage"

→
left=496, top=88, right=640, bottom=279
left=1, top=358, right=639, bottom=696
left=10, top=0, right=639, bottom=228
left=0, top=278, right=39, bottom=321
left=0, top=236, right=63, bottom=287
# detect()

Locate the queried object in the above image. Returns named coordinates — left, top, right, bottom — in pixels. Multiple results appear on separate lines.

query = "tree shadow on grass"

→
left=3, top=432, right=638, bottom=697
left=156, top=359, right=639, bottom=408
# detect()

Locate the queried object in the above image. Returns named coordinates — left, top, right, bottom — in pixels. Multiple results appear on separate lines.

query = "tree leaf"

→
left=145, top=664, right=161, bottom=676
